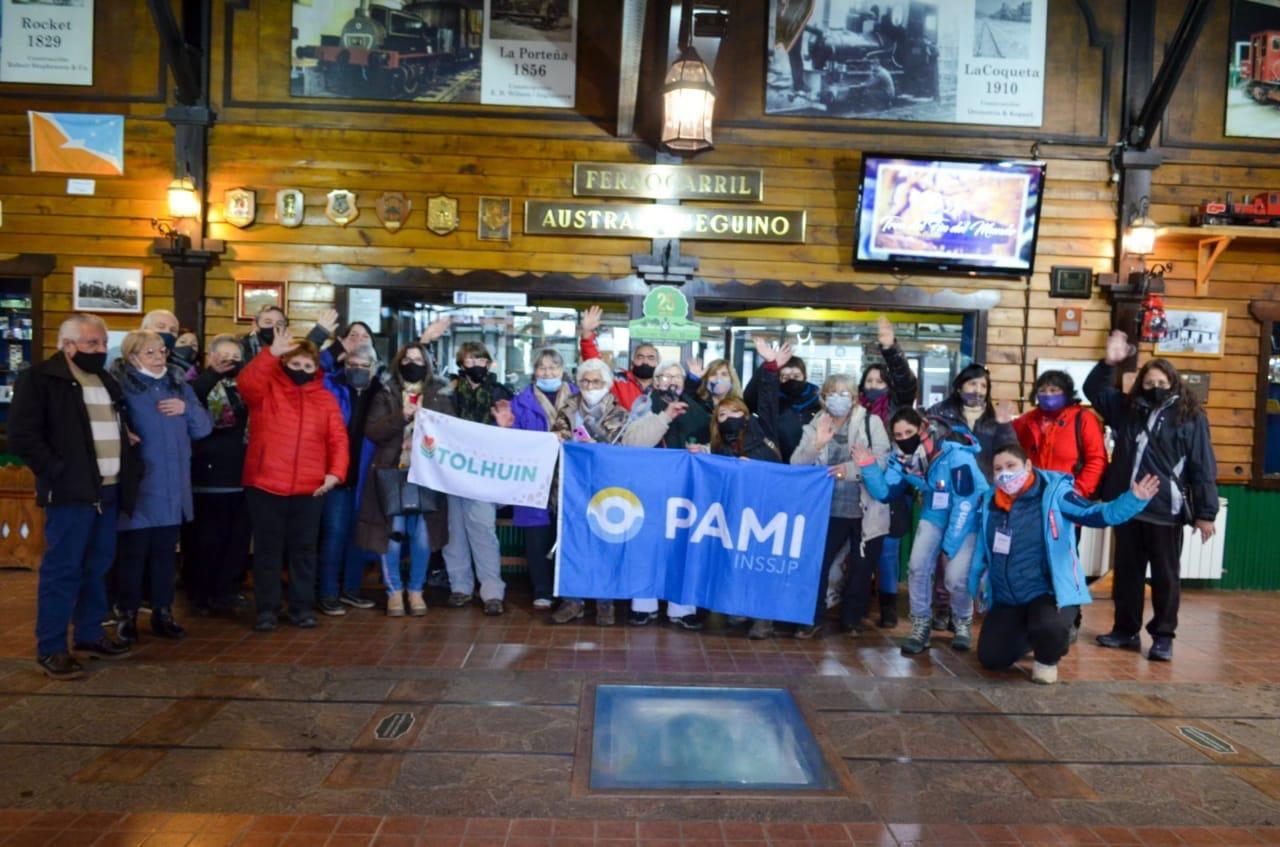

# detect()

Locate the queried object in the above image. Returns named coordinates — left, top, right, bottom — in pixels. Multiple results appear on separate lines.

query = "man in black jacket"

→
left=9, top=314, right=139, bottom=679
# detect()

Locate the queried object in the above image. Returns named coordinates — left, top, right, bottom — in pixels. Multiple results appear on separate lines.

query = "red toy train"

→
left=1196, top=191, right=1280, bottom=227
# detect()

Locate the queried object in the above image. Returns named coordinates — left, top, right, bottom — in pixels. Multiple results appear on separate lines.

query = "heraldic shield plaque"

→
left=427, top=195, right=459, bottom=236
left=376, top=192, right=411, bottom=232
left=276, top=189, right=305, bottom=228
left=326, top=189, right=359, bottom=226
left=225, top=188, right=256, bottom=228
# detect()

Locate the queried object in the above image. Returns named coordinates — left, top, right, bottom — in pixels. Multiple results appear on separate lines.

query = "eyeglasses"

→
left=135, top=347, right=167, bottom=358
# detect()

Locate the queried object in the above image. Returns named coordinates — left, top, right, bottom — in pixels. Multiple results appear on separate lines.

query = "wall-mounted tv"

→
left=854, top=154, right=1047, bottom=278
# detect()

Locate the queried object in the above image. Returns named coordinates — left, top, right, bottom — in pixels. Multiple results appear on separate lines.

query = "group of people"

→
left=13, top=304, right=1219, bottom=686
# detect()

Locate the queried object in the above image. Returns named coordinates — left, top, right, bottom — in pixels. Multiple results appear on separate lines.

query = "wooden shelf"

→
left=1159, top=225, right=1280, bottom=296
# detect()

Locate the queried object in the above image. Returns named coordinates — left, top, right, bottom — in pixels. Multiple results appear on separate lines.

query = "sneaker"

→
left=293, top=614, right=318, bottom=629
left=427, top=570, right=451, bottom=589
left=670, top=614, right=703, bottom=631
left=901, top=615, right=931, bottom=655
left=37, top=652, right=84, bottom=680
left=951, top=616, right=973, bottom=652
left=253, top=612, right=278, bottom=633
left=628, top=610, right=658, bottom=626
left=386, top=591, right=405, bottom=618
left=150, top=609, right=186, bottom=641
left=72, top=636, right=132, bottom=660
left=407, top=591, right=427, bottom=617
left=551, top=599, right=585, bottom=624
left=931, top=607, right=952, bottom=632
left=532, top=598, right=553, bottom=610
left=1031, top=661, right=1059, bottom=685
left=446, top=592, right=474, bottom=608
left=319, top=597, right=346, bottom=617
left=793, top=623, right=821, bottom=639
left=483, top=599, right=504, bottom=616
left=748, top=619, right=774, bottom=640
left=340, top=591, right=375, bottom=610
left=1096, top=630, right=1142, bottom=651
left=596, top=601, right=616, bottom=626
left=117, top=612, right=139, bottom=645
left=1148, top=635, right=1173, bottom=662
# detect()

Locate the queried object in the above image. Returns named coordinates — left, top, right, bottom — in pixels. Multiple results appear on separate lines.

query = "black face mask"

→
left=399, top=362, right=428, bottom=384
left=781, top=380, right=807, bottom=399
left=1142, top=386, right=1173, bottom=407
left=71, top=351, right=107, bottom=374
left=284, top=366, right=314, bottom=386
left=158, top=332, right=176, bottom=352
left=346, top=368, right=373, bottom=390
left=172, top=345, right=197, bottom=364
left=895, top=434, right=922, bottom=456
left=463, top=365, right=489, bottom=384
left=631, top=363, right=655, bottom=380
left=654, top=388, right=680, bottom=405
left=221, top=362, right=243, bottom=380
left=257, top=327, right=275, bottom=347
left=719, top=417, right=747, bottom=440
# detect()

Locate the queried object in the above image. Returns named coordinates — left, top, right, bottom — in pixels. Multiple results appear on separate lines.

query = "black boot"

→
left=150, top=608, right=186, bottom=640
left=117, top=610, right=138, bottom=644
left=878, top=593, right=898, bottom=629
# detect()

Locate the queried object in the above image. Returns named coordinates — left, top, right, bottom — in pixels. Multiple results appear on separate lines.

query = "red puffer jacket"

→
left=1012, top=403, right=1107, bottom=498
left=238, top=350, right=349, bottom=496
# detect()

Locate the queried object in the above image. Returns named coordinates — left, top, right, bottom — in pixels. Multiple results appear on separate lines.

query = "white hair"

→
left=346, top=343, right=378, bottom=365
left=575, top=358, right=614, bottom=385
left=141, top=309, right=178, bottom=330
left=57, top=314, right=107, bottom=346
left=209, top=334, right=240, bottom=355
left=656, top=360, right=686, bottom=379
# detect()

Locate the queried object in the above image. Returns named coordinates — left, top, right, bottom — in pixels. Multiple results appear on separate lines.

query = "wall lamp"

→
left=661, top=0, right=717, bottom=154
left=166, top=174, right=200, bottom=219
left=1122, top=196, right=1159, bottom=258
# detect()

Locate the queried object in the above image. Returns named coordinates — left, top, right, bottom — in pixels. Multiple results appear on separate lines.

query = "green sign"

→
left=629, top=286, right=701, bottom=343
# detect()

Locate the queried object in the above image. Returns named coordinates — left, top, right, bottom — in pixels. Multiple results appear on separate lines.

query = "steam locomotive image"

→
left=1239, top=30, right=1280, bottom=107
left=1196, top=191, right=1280, bottom=227
left=491, top=0, right=570, bottom=31
left=293, top=0, right=481, bottom=100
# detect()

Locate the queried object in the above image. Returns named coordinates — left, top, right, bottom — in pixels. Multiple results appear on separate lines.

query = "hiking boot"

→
left=340, top=591, right=375, bottom=610
left=73, top=635, right=131, bottom=660
left=407, top=591, right=427, bottom=616
left=901, top=615, right=932, bottom=655
left=386, top=591, right=405, bottom=617
left=596, top=600, right=615, bottom=626
left=748, top=619, right=774, bottom=640
left=551, top=599, right=585, bottom=624
left=1096, top=630, right=1141, bottom=651
left=446, top=592, right=474, bottom=608
left=1148, top=635, right=1173, bottom=662
left=1031, top=661, right=1058, bottom=685
left=150, top=609, right=186, bottom=640
left=483, top=599, right=504, bottom=616
left=878, top=593, right=899, bottom=628
left=931, top=607, right=952, bottom=632
left=427, top=569, right=450, bottom=589
left=628, top=610, right=658, bottom=626
left=951, top=616, right=973, bottom=651
left=37, top=652, right=84, bottom=681
left=319, top=597, right=346, bottom=617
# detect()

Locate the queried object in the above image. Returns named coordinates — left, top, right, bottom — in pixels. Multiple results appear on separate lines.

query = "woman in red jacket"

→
left=238, top=330, right=349, bottom=632
left=1012, top=370, right=1107, bottom=498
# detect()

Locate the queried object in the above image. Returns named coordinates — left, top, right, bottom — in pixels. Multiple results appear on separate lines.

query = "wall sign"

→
left=1, top=0, right=93, bottom=86
left=629, top=286, right=701, bottom=343
left=524, top=201, right=806, bottom=244
left=765, top=0, right=1047, bottom=127
left=482, top=0, right=578, bottom=107
left=574, top=163, right=764, bottom=202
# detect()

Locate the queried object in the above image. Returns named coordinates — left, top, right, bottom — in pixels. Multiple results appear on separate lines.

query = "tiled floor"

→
left=1, top=568, right=1280, bottom=845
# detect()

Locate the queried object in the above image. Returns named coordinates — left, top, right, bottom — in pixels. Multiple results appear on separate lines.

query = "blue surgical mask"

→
left=824, top=394, right=853, bottom=418
left=862, top=387, right=888, bottom=402
left=536, top=377, right=562, bottom=393
left=709, top=378, right=730, bottom=397
left=1037, top=393, right=1067, bottom=413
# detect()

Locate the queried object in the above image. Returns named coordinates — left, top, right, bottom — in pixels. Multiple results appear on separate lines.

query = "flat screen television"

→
left=854, top=154, right=1047, bottom=278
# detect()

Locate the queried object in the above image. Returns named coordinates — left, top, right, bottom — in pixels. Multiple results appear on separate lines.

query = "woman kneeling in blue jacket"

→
left=968, top=443, right=1160, bottom=685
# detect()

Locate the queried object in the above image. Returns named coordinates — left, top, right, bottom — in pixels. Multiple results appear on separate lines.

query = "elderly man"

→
left=9, top=315, right=140, bottom=679
left=242, top=305, right=336, bottom=361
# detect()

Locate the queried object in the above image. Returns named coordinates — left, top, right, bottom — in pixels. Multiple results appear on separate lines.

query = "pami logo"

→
left=665, top=499, right=806, bottom=575
left=586, top=487, right=646, bottom=543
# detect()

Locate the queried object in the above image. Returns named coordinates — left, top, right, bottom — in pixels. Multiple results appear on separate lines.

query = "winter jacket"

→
left=649, top=388, right=711, bottom=448
left=860, top=342, right=919, bottom=423
left=510, top=381, right=577, bottom=527
left=861, top=439, right=988, bottom=557
left=117, top=368, right=213, bottom=530
left=580, top=333, right=647, bottom=411
left=322, top=369, right=381, bottom=494
left=190, top=366, right=249, bottom=491
left=968, top=469, right=1152, bottom=610
left=744, top=368, right=820, bottom=462
left=448, top=372, right=513, bottom=423
left=1012, top=404, right=1107, bottom=498
left=712, top=417, right=781, bottom=462
left=237, top=349, right=348, bottom=497
left=1084, top=360, right=1219, bottom=526
left=9, top=353, right=142, bottom=512
left=792, top=405, right=892, bottom=539
left=926, top=397, right=1016, bottom=481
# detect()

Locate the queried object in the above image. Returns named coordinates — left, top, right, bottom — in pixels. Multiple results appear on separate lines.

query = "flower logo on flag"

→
left=420, top=435, right=436, bottom=458
left=586, top=487, right=645, bottom=544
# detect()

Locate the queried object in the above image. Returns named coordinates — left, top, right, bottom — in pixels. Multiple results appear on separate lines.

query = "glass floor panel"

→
left=589, top=685, right=835, bottom=791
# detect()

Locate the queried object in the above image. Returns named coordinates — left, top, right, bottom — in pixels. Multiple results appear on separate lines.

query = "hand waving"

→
left=1105, top=329, right=1131, bottom=366
left=420, top=315, right=452, bottom=343
left=995, top=399, right=1018, bottom=424
left=316, top=308, right=340, bottom=337
left=877, top=315, right=895, bottom=349
left=775, top=343, right=794, bottom=370
left=269, top=327, right=295, bottom=358
left=753, top=336, right=776, bottom=363
left=685, top=356, right=705, bottom=380
left=814, top=413, right=836, bottom=449
left=579, top=305, right=603, bottom=339
left=492, top=399, right=514, bottom=428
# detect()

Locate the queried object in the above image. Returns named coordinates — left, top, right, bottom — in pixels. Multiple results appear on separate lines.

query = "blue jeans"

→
left=382, top=513, right=431, bottom=592
left=319, top=487, right=366, bottom=599
left=36, top=485, right=118, bottom=657
left=906, top=519, right=976, bottom=620
left=878, top=536, right=900, bottom=595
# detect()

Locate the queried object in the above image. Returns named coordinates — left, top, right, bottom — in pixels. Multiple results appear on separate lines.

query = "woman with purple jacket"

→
left=496, top=349, right=576, bottom=609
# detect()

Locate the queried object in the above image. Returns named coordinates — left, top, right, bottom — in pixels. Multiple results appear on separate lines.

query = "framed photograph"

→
left=72, top=266, right=142, bottom=314
left=1155, top=309, right=1228, bottom=358
left=237, top=281, right=284, bottom=323
left=1225, top=0, right=1280, bottom=139
left=478, top=196, right=512, bottom=242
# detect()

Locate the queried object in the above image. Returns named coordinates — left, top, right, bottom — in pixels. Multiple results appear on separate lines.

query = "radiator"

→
left=1076, top=499, right=1228, bottom=581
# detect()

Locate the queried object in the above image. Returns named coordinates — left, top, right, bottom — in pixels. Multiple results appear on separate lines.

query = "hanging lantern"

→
left=661, top=45, right=717, bottom=154
left=166, top=175, right=200, bottom=219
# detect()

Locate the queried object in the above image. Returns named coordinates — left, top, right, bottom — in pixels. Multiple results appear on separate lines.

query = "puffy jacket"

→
left=510, top=381, right=576, bottom=527
left=238, top=349, right=349, bottom=496
left=580, top=333, right=647, bottom=411
left=1084, top=360, right=1219, bottom=526
left=968, top=469, right=1152, bottom=610
left=1012, top=404, right=1107, bottom=498
left=927, top=397, right=1016, bottom=481
left=712, top=416, right=781, bottom=462
left=117, top=368, right=213, bottom=530
left=744, top=369, right=820, bottom=461
left=861, top=439, right=988, bottom=557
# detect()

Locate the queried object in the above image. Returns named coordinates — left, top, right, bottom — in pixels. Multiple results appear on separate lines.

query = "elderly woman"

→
left=357, top=342, right=453, bottom=616
left=239, top=329, right=348, bottom=632
left=497, top=349, right=576, bottom=609
left=114, top=330, right=212, bottom=643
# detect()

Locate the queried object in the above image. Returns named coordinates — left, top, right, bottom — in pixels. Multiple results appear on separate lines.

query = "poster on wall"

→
left=0, top=0, right=94, bottom=86
left=765, top=0, right=1047, bottom=127
left=1225, top=0, right=1280, bottom=139
left=289, top=0, right=576, bottom=107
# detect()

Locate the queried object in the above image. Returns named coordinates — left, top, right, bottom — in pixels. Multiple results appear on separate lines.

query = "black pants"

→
left=1112, top=520, right=1183, bottom=639
left=523, top=523, right=556, bottom=602
left=189, top=491, right=252, bottom=609
left=814, top=518, right=882, bottom=628
left=246, top=488, right=325, bottom=617
left=115, top=525, right=181, bottom=613
left=978, top=595, right=1079, bottom=669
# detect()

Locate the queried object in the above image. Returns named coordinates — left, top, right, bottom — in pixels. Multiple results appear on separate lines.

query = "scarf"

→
left=858, top=391, right=892, bottom=424
left=534, top=386, right=563, bottom=430
left=579, top=396, right=612, bottom=442
left=398, top=381, right=425, bottom=468
left=994, top=469, right=1036, bottom=511
left=206, top=377, right=245, bottom=434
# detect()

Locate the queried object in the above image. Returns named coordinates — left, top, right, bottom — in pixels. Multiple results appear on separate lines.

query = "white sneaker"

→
left=532, top=598, right=553, bottom=610
left=1031, top=661, right=1058, bottom=685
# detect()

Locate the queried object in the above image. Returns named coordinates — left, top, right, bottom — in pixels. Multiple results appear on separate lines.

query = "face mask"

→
left=654, top=387, right=680, bottom=404
left=996, top=468, right=1031, bottom=496
left=463, top=365, right=489, bottom=383
left=708, top=378, right=730, bottom=397
left=631, top=363, right=655, bottom=380
left=536, top=377, right=562, bottom=393
left=895, top=434, right=922, bottom=456
left=781, top=380, right=807, bottom=399
left=158, top=332, right=176, bottom=352
left=346, top=368, right=372, bottom=390
left=825, top=394, right=853, bottom=418
left=284, top=366, right=314, bottom=386
left=582, top=387, right=609, bottom=407
left=1142, top=386, right=1172, bottom=406
left=132, top=359, right=166, bottom=379
left=172, top=345, right=196, bottom=364
left=221, top=362, right=243, bottom=380
left=961, top=391, right=985, bottom=408
left=1037, top=393, right=1067, bottom=413
left=719, top=417, right=746, bottom=439
left=257, top=327, right=275, bottom=347
left=399, top=362, right=428, bottom=384
left=71, top=351, right=107, bottom=374
left=862, top=387, right=888, bottom=403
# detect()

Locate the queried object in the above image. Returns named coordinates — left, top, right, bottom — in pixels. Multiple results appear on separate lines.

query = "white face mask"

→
left=132, top=358, right=166, bottom=379
left=582, top=387, right=609, bottom=407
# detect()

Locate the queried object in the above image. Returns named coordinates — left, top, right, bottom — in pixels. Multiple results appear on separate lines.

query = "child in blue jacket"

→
left=857, top=407, right=988, bottom=655
left=967, top=442, right=1160, bottom=684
